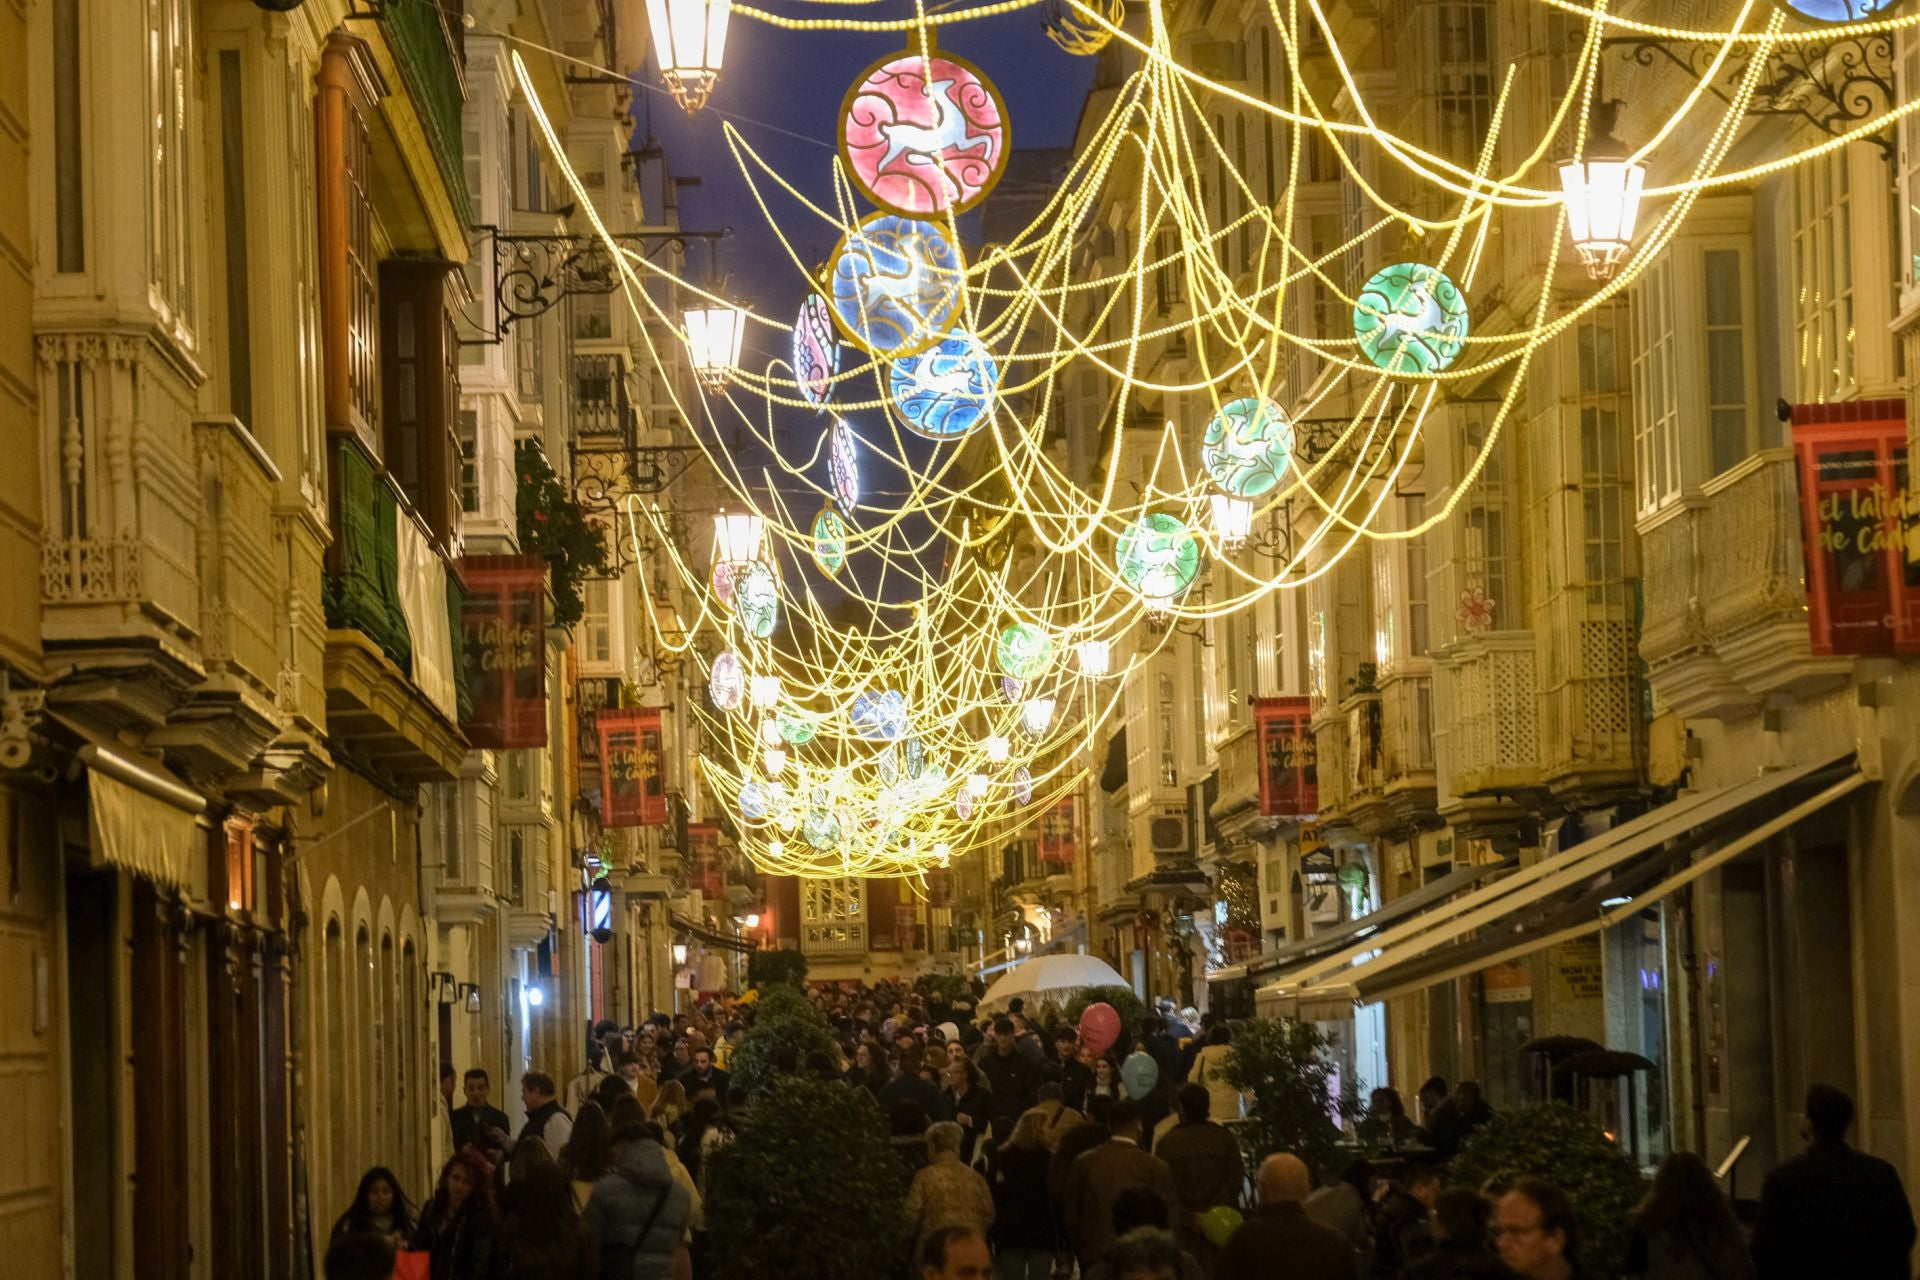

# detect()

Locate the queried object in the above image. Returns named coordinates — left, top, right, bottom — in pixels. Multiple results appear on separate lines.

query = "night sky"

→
left=624, top=0, right=1098, bottom=609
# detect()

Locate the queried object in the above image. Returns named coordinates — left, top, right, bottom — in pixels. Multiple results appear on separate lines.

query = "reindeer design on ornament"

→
left=875, top=78, right=995, bottom=188
left=844, top=52, right=1007, bottom=215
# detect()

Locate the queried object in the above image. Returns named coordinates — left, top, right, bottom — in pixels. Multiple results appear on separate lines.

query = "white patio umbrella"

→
left=979, top=953, right=1128, bottom=1010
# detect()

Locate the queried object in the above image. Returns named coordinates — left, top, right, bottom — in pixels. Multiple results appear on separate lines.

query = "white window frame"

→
left=1791, top=146, right=1856, bottom=404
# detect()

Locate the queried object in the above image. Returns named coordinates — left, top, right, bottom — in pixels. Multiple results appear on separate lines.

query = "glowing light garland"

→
left=497, top=0, right=1910, bottom=879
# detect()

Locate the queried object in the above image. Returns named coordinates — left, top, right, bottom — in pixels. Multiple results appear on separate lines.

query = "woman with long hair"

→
left=649, top=1078, right=689, bottom=1133
left=605, top=1091, right=645, bottom=1133
left=493, top=1160, right=596, bottom=1280
left=1625, top=1151, right=1755, bottom=1280
left=1088, top=1054, right=1123, bottom=1101
left=410, top=1149, right=498, bottom=1280
left=558, top=1100, right=616, bottom=1208
left=847, top=1040, right=889, bottom=1094
left=990, top=1109, right=1059, bottom=1280
left=331, top=1166, right=415, bottom=1248
left=1190, top=1023, right=1243, bottom=1121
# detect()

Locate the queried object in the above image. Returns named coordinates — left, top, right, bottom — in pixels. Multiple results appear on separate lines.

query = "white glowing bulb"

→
left=1020, top=697, right=1056, bottom=739
left=1076, top=640, right=1111, bottom=677
left=984, top=734, right=1011, bottom=763
left=763, top=747, right=787, bottom=776
left=750, top=674, right=782, bottom=706
left=967, top=771, right=990, bottom=798
left=767, top=839, right=785, bottom=860
left=759, top=717, right=782, bottom=747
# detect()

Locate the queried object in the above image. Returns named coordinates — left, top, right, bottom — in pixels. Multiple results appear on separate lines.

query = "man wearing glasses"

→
left=1492, top=1178, right=1584, bottom=1280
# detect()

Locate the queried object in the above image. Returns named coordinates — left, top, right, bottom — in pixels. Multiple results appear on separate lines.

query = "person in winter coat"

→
left=1369, top=1165, right=1441, bottom=1279
left=1751, top=1084, right=1917, bottom=1280
left=1623, top=1151, right=1755, bottom=1280
left=583, top=1122, right=694, bottom=1280
left=943, top=1057, right=994, bottom=1164
left=493, top=1161, right=597, bottom=1280
left=991, top=1109, right=1060, bottom=1280
left=1153, top=1084, right=1245, bottom=1264
left=1405, top=1188, right=1506, bottom=1280
left=1188, top=1025, right=1243, bottom=1122
left=410, top=1150, right=498, bottom=1280
left=906, top=1122, right=997, bottom=1255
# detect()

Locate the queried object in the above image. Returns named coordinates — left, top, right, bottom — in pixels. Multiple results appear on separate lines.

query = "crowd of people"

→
left=319, top=979, right=1917, bottom=1280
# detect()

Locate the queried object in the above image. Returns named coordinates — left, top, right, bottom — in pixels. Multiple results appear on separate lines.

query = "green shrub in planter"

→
left=1222, top=1017, right=1346, bottom=1177
left=705, top=1076, right=907, bottom=1280
left=1062, top=985, right=1148, bottom=1036
left=747, top=947, right=808, bottom=989
left=914, top=971, right=969, bottom=1008
left=732, top=987, right=840, bottom=1095
left=1449, top=1102, right=1646, bottom=1276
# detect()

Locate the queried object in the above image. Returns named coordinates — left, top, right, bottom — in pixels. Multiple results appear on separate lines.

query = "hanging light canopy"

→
left=1210, top=493, right=1254, bottom=553
left=685, top=299, right=746, bottom=389
left=645, top=0, right=732, bottom=113
left=712, top=509, right=765, bottom=566
left=1559, top=105, right=1645, bottom=281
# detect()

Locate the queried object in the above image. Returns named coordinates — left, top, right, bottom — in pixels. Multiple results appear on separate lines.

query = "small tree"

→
left=1062, top=984, right=1148, bottom=1035
left=706, top=1077, right=907, bottom=1280
left=731, top=986, right=840, bottom=1095
left=747, top=947, right=808, bottom=989
left=513, top=439, right=608, bottom=627
left=1224, top=1017, right=1346, bottom=1177
left=1450, top=1103, right=1646, bottom=1277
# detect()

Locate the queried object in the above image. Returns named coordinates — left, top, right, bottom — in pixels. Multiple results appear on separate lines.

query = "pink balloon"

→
left=1078, top=1001, right=1122, bottom=1057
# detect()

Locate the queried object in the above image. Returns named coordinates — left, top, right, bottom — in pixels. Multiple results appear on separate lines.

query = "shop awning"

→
left=83, top=743, right=206, bottom=894
left=1260, top=754, right=1865, bottom=1019
left=669, top=911, right=756, bottom=954
left=1207, top=856, right=1513, bottom=984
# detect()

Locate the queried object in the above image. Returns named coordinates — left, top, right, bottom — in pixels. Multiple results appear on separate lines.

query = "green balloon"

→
left=1115, top=513, right=1202, bottom=600
left=1199, top=1204, right=1244, bottom=1247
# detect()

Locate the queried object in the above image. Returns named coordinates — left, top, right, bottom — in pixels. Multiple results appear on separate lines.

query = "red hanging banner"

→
left=1254, top=696, right=1317, bottom=817
left=599, top=707, right=666, bottom=827
left=1792, top=400, right=1920, bottom=656
left=458, top=555, right=548, bottom=747
left=1037, top=797, right=1076, bottom=863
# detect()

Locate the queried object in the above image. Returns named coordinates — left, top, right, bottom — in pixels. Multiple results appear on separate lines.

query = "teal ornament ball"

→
left=904, top=736, right=926, bottom=779
left=1354, top=263, right=1470, bottom=374
left=1202, top=397, right=1294, bottom=496
left=739, top=781, right=772, bottom=822
left=777, top=712, right=817, bottom=745
left=1115, top=513, right=1202, bottom=600
left=813, top=505, right=849, bottom=576
left=736, top=561, right=780, bottom=638
left=803, top=808, right=843, bottom=851
left=996, top=622, right=1054, bottom=680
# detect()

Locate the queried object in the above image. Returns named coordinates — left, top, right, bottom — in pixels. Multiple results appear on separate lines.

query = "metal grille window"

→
left=1459, top=413, right=1515, bottom=624
left=1792, top=148, right=1855, bottom=403
left=457, top=409, right=479, bottom=512
left=346, top=104, right=379, bottom=431
left=1157, top=672, right=1177, bottom=786
left=148, top=0, right=195, bottom=339
left=1578, top=313, right=1628, bottom=604
left=1153, top=228, right=1186, bottom=314
left=1432, top=1, right=1492, bottom=166
left=1630, top=256, right=1679, bottom=514
left=1903, top=34, right=1920, bottom=289
left=1703, top=248, right=1758, bottom=475
left=1404, top=495, right=1431, bottom=658
left=515, top=315, right=542, bottom=405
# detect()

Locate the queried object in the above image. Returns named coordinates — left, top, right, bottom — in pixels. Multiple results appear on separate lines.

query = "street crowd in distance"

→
left=321, top=977, right=1918, bottom=1280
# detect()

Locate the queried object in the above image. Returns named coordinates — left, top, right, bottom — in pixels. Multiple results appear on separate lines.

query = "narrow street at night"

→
left=4, top=0, right=1920, bottom=1277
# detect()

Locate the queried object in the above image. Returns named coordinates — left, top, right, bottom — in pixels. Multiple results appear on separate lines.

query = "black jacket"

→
left=451, top=1103, right=512, bottom=1153
left=411, top=1201, right=496, bottom=1280
left=1049, top=1122, right=1112, bottom=1207
left=980, top=1047, right=1041, bottom=1122
left=1215, top=1202, right=1358, bottom=1280
left=1402, top=1240, right=1508, bottom=1280
left=1751, top=1139, right=1917, bottom=1280
left=879, top=1073, right=945, bottom=1121
left=518, top=1100, right=570, bottom=1150
left=1371, top=1189, right=1432, bottom=1278
left=992, top=1145, right=1058, bottom=1251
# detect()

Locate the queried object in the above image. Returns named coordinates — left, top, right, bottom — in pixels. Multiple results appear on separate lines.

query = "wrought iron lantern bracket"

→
left=1603, top=33, right=1894, bottom=161
left=466, top=225, right=732, bottom=344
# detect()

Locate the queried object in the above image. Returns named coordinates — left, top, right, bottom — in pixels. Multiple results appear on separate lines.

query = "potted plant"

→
left=1063, top=984, right=1147, bottom=1033
left=514, top=438, right=609, bottom=627
left=730, top=984, right=840, bottom=1096
left=1449, top=1102, right=1646, bottom=1275
left=1223, top=1016, right=1350, bottom=1177
left=705, top=1077, right=907, bottom=1280
left=746, top=947, right=808, bottom=989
